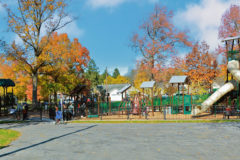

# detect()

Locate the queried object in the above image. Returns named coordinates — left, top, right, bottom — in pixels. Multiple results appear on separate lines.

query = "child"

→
left=55, top=106, right=62, bottom=124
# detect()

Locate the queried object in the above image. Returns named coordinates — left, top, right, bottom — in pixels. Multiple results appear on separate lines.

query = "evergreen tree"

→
left=100, top=68, right=110, bottom=84
left=85, top=59, right=100, bottom=87
left=112, top=68, right=120, bottom=78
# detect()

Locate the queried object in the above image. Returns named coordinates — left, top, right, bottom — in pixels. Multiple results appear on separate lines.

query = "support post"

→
left=152, top=88, right=154, bottom=116
left=160, top=94, right=162, bottom=112
left=97, top=96, right=100, bottom=116
left=182, top=83, right=184, bottom=114
left=238, top=38, right=240, bottom=110
left=109, top=96, right=111, bottom=115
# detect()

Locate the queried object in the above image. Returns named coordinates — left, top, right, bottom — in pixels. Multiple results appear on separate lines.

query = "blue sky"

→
left=0, top=0, right=237, bottom=75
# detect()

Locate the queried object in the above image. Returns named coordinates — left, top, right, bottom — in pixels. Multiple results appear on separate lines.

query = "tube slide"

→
left=193, top=60, right=240, bottom=115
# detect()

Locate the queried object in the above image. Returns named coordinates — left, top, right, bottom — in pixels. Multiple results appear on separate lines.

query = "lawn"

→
left=0, top=129, right=21, bottom=149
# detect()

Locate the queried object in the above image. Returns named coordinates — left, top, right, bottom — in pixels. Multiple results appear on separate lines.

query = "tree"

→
left=104, top=75, right=130, bottom=84
left=85, top=59, right=100, bottom=88
left=217, top=5, right=240, bottom=78
left=125, top=69, right=136, bottom=84
left=112, top=68, right=120, bottom=78
left=131, top=5, right=191, bottom=81
left=0, top=56, right=30, bottom=100
left=134, top=62, right=149, bottom=91
left=219, top=5, right=240, bottom=39
left=40, top=32, right=90, bottom=104
left=184, top=41, right=218, bottom=94
left=2, top=0, right=72, bottom=108
left=99, top=68, right=109, bottom=84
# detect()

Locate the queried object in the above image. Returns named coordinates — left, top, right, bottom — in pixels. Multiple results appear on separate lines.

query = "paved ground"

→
left=1, top=122, right=240, bottom=160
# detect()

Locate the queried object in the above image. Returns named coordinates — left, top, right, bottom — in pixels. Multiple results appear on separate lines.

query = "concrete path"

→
left=1, top=122, right=240, bottom=160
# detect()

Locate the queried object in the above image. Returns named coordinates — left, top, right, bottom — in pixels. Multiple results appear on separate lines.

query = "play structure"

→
left=0, top=79, right=15, bottom=116
left=194, top=36, right=240, bottom=115
left=86, top=79, right=208, bottom=118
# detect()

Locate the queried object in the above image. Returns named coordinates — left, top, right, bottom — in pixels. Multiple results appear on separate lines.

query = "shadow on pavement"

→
left=0, top=121, right=48, bottom=129
left=0, top=125, right=97, bottom=158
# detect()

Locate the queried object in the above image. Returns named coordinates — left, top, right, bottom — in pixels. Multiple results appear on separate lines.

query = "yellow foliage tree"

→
left=104, top=75, right=130, bottom=84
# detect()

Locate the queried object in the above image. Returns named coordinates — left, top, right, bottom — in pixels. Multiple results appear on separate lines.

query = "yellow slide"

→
left=193, top=60, right=240, bottom=115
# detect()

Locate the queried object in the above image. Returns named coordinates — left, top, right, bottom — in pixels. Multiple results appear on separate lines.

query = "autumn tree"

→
left=104, top=75, right=130, bottom=84
left=0, top=56, right=30, bottom=100
left=40, top=32, right=90, bottom=104
left=134, top=62, right=149, bottom=91
left=1, top=0, right=72, bottom=108
left=131, top=5, right=191, bottom=81
left=219, top=5, right=240, bottom=39
left=184, top=41, right=218, bottom=94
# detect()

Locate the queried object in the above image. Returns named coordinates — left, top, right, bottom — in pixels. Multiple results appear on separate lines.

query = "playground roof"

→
left=140, top=81, right=155, bottom=88
left=117, top=84, right=131, bottom=93
left=222, top=35, right=240, bottom=42
left=98, top=84, right=131, bottom=94
left=169, top=76, right=188, bottom=84
left=0, top=79, right=15, bottom=87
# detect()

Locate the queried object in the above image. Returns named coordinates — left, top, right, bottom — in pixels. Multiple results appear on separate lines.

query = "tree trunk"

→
left=32, top=72, right=38, bottom=109
left=54, top=90, right=58, bottom=105
left=150, top=57, right=154, bottom=80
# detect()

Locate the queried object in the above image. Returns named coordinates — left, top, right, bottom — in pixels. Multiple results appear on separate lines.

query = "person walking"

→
left=55, top=105, right=61, bottom=124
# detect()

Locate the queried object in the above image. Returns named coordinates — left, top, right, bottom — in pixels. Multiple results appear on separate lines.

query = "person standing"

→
left=55, top=105, right=61, bottom=124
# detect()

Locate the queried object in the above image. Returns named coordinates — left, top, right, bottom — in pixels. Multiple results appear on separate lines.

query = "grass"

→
left=0, top=129, right=21, bottom=149
left=70, top=119, right=240, bottom=124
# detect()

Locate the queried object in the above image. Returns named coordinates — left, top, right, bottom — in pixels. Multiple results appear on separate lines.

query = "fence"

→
left=3, top=96, right=240, bottom=121
left=84, top=100, right=240, bottom=120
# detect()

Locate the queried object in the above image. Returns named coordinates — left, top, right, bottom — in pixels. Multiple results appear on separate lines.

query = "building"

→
left=97, top=84, right=131, bottom=101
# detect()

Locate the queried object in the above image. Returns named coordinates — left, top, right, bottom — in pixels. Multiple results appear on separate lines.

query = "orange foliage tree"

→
left=219, top=5, right=240, bottom=39
left=131, top=5, right=191, bottom=82
left=0, top=56, right=30, bottom=100
left=1, top=0, right=72, bottom=107
left=184, top=42, right=218, bottom=94
left=40, top=32, right=90, bottom=104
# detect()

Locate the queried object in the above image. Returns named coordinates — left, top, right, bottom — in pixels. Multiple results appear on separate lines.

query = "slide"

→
left=193, top=60, right=240, bottom=115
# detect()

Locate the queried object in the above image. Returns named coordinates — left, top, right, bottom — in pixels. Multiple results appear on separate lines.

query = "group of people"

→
left=9, top=103, right=28, bottom=120
left=55, top=102, right=74, bottom=124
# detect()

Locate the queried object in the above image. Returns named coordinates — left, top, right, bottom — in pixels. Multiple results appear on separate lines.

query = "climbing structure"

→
left=195, top=36, right=240, bottom=115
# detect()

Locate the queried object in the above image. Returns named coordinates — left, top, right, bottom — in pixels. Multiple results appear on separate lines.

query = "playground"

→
left=77, top=36, right=240, bottom=121
left=2, top=36, right=240, bottom=121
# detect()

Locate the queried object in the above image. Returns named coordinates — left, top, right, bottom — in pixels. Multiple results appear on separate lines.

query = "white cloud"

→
left=174, top=0, right=232, bottom=51
left=13, top=20, right=84, bottom=45
left=58, top=21, right=85, bottom=39
left=87, top=0, right=159, bottom=9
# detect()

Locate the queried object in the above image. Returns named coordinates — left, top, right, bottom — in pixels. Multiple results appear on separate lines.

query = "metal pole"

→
left=182, top=83, right=184, bottom=114
left=238, top=39, right=240, bottom=111
left=100, top=101, right=102, bottom=120
left=98, top=96, right=100, bottom=116
left=109, top=96, right=111, bottom=115
left=152, top=88, right=154, bottom=116
left=164, top=106, right=166, bottom=120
